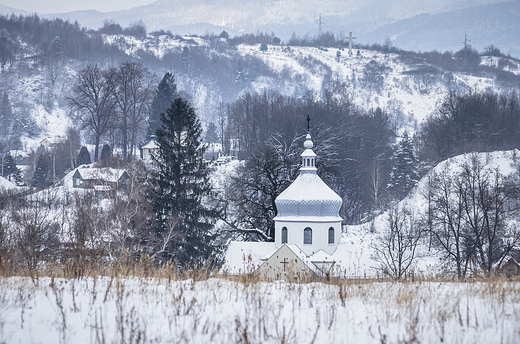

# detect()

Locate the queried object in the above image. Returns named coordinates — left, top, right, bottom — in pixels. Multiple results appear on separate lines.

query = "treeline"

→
left=420, top=90, right=520, bottom=162
left=0, top=14, right=156, bottom=69
left=217, top=87, right=520, bottom=235
left=217, top=87, right=394, bottom=228
left=0, top=15, right=101, bottom=67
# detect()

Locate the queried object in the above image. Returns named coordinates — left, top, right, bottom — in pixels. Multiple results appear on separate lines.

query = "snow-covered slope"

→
left=343, top=150, right=520, bottom=277
left=0, top=176, right=16, bottom=191
left=3, top=32, right=519, bottom=152
left=100, top=34, right=517, bottom=129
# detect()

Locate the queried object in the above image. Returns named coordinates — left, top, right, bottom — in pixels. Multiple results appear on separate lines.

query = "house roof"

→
left=74, top=166, right=128, bottom=183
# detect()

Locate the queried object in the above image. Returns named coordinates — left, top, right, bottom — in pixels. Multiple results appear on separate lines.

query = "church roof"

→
left=274, top=133, right=342, bottom=220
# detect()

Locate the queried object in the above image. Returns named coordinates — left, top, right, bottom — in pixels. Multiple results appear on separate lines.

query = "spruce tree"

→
left=148, top=72, right=176, bottom=141
left=205, top=122, right=219, bottom=143
left=32, top=152, right=52, bottom=188
left=152, top=97, right=218, bottom=266
left=388, top=132, right=419, bottom=198
left=100, top=144, right=113, bottom=166
left=76, top=146, right=91, bottom=167
left=0, top=91, right=12, bottom=144
left=2, top=152, right=21, bottom=183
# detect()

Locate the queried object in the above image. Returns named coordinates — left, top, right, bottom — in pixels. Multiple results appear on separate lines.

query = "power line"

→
left=316, top=14, right=324, bottom=37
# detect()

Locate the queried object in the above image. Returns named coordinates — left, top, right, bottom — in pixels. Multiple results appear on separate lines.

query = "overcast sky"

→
left=0, top=0, right=156, bottom=13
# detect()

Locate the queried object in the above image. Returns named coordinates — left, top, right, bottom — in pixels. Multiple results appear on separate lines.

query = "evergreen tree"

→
left=205, top=122, right=219, bottom=143
left=32, top=152, right=52, bottom=188
left=388, top=132, right=419, bottom=198
left=100, top=143, right=113, bottom=166
left=0, top=91, right=12, bottom=144
left=152, top=97, right=219, bottom=266
left=148, top=72, right=176, bottom=141
left=1, top=152, right=21, bottom=183
left=76, top=146, right=91, bottom=167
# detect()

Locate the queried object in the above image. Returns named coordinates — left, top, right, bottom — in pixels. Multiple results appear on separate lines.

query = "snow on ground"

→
left=0, top=176, right=16, bottom=191
left=1, top=276, right=519, bottom=344
left=209, top=159, right=242, bottom=193
left=103, top=34, right=208, bottom=59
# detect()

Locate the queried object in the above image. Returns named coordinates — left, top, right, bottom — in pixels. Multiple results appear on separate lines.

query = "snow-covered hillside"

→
left=343, top=150, right=520, bottom=277
left=2, top=31, right=519, bottom=152
left=92, top=34, right=520, bottom=129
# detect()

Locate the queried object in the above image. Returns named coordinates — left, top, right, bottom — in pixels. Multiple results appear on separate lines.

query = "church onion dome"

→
left=274, top=133, right=343, bottom=220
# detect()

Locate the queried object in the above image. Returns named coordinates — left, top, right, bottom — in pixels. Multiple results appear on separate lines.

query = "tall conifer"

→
left=388, top=132, right=419, bottom=198
left=152, top=97, right=218, bottom=265
left=148, top=72, right=176, bottom=140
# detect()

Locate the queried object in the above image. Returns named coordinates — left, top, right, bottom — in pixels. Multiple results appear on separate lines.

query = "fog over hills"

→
left=0, top=3, right=27, bottom=15
left=362, top=1, right=520, bottom=57
left=1, top=0, right=516, bottom=54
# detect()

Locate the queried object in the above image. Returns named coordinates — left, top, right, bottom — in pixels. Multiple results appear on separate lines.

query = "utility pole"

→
left=317, top=14, right=323, bottom=38
left=462, top=34, right=470, bottom=67
left=347, top=32, right=357, bottom=56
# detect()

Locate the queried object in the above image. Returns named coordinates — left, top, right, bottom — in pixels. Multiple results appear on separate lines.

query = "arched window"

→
left=307, top=158, right=310, bottom=166
left=328, top=227, right=335, bottom=244
left=304, top=227, right=312, bottom=244
left=281, top=227, right=288, bottom=244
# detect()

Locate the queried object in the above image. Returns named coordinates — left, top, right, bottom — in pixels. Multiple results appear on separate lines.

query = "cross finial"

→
left=307, top=114, right=310, bottom=132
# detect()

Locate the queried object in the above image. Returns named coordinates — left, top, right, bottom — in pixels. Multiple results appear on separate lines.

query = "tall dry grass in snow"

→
left=0, top=260, right=519, bottom=344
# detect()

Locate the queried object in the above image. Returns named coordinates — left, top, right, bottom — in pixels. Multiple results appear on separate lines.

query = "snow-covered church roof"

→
left=274, top=133, right=342, bottom=220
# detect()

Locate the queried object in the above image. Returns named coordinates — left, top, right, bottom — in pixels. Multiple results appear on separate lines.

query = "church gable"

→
left=255, top=245, right=316, bottom=282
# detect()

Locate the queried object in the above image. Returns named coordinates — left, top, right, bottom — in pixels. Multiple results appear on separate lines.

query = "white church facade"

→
left=224, top=131, right=358, bottom=281
left=273, top=133, right=342, bottom=257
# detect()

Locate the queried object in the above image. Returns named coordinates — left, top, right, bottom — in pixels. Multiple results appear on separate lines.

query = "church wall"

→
left=275, top=220, right=341, bottom=256
left=255, top=245, right=316, bottom=282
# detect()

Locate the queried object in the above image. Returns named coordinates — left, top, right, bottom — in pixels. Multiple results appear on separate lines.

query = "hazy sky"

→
left=0, top=0, right=156, bottom=13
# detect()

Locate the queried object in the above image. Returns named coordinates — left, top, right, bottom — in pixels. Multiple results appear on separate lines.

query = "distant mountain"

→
left=361, top=1, right=520, bottom=56
left=0, top=4, right=28, bottom=15
left=38, top=0, right=513, bottom=44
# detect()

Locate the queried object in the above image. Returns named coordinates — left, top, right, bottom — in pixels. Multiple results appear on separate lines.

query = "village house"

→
left=72, top=165, right=129, bottom=192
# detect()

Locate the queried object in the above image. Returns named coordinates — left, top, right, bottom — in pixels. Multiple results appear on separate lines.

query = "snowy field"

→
left=1, top=276, right=519, bottom=344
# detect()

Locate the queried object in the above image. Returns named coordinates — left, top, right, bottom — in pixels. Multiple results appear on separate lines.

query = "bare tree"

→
left=100, top=160, right=154, bottom=258
left=225, top=139, right=298, bottom=240
left=428, top=166, right=469, bottom=279
left=372, top=205, right=422, bottom=279
left=426, top=155, right=520, bottom=278
left=0, top=190, right=12, bottom=268
left=11, top=190, right=61, bottom=273
left=111, top=62, right=155, bottom=160
left=68, top=65, right=116, bottom=162
left=459, top=154, right=520, bottom=273
left=368, top=158, right=386, bottom=212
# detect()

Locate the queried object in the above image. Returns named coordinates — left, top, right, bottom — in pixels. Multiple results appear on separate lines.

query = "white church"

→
left=224, top=131, right=364, bottom=281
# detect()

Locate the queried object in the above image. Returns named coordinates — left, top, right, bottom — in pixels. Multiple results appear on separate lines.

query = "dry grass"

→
left=1, top=255, right=520, bottom=343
